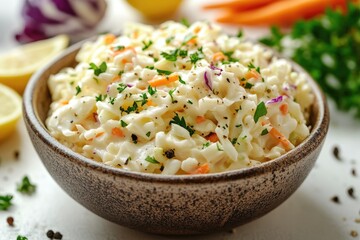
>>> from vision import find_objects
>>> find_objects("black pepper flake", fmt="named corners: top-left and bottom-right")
top-left (351, 168), bottom-right (357, 177)
top-left (46, 230), bottom-right (54, 238)
top-left (131, 134), bottom-right (138, 144)
top-left (331, 195), bottom-right (340, 204)
top-left (347, 187), bottom-right (356, 199)
top-left (14, 151), bottom-right (20, 160)
top-left (332, 146), bottom-right (341, 161)
top-left (6, 216), bottom-right (14, 226)
top-left (164, 149), bottom-right (175, 159)
top-left (53, 231), bottom-right (63, 239)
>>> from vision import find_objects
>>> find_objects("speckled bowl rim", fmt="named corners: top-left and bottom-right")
top-left (23, 37), bottom-right (329, 184)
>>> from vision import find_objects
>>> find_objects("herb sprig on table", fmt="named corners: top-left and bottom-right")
top-left (260, 3), bottom-right (360, 118)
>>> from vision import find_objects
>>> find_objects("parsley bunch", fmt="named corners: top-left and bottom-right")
top-left (260, 3), bottom-right (360, 118)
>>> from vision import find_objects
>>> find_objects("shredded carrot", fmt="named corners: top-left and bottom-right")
top-left (261, 120), bottom-right (270, 126)
top-left (245, 69), bottom-right (261, 80)
top-left (187, 37), bottom-right (197, 45)
top-left (215, 0), bottom-right (348, 26)
top-left (212, 52), bottom-right (227, 62)
top-left (196, 116), bottom-right (206, 124)
top-left (146, 100), bottom-right (157, 106)
top-left (203, 0), bottom-right (276, 11)
top-left (192, 163), bottom-right (210, 174)
top-left (111, 76), bottom-right (120, 82)
top-left (60, 100), bottom-right (69, 105)
top-left (121, 58), bottom-right (129, 64)
top-left (205, 132), bottom-right (219, 143)
top-left (279, 103), bottom-right (288, 115)
top-left (148, 73), bottom-right (179, 87)
top-left (95, 132), bottom-right (105, 138)
top-left (104, 34), bottom-right (116, 45)
top-left (269, 127), bottom-right (291, 150)
top-left (112, 127), bottom-right (125, 137)
top-left (193, 26), bottom-right (201, 34)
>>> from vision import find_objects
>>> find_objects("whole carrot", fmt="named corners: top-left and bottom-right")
top-left (216, 0), bottom-right (347, 26)
top-left (203, 0), bottom-right (278, 11)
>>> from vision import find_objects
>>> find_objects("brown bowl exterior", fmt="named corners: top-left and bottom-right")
top-left (23, 41), bottom-right (329, 235)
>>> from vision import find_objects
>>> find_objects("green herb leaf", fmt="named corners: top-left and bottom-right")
top-left (139, 93), bottom-right (148, 106)
top-left (261, 128), bottom-right (269, 136)
top-left (179, 76), bottom-right (186, 84)
top-left (113, 45), bottom-right (125, 51)
top-left (202, 142), bottom-right (210, 149)
top-left (169, 113), bottom-right (195, 136)
top-left (156, 69), bottom-right (173, 75)
top-left (17, 236), bottom-right (28, 240)
top-left (190, 51), bottom-right (203, 65)
top-left (254, 101), bottom-right (267, 123)
top-left (117, 83), bottom-right (127, 93)
top-left (187, 100), bottom-right (193, 104)
top-left (146, 131), bottom-right (151, 137)
top-left (95, 94), bottom-right (107, 102)
top-left (180, 18), bottom-right (191, 27)
top-left (0, 194), bottom-right (13, 210)
top-left (142, 40), bottom-right (153, 50)
top-left (245, 82), bottom-right (254, 89)
top-left (179, 49), bottom-right (188, 57)
top-left (161, 49), bottom-right (178, 62)
top-left (120, 120), bottom-right (128, 127)
top-left (89, 62), bottom-right (107, 76)
top-left (166, 36), bottom-right (174, 44)
top-left (169, 89), bottom-right (177, 103)
top-left (17, 176), bottom-right (36, 194)
top-left (236, 30), bottom-right (243, 38)
top-left (108, 96), bottom-right (116, 105)
top-left (147, 85), bottom-right (157, 96)
top-left (75, 86), bottom-right (81, 96)
top-left (145, 156), bottom-right (160, 164)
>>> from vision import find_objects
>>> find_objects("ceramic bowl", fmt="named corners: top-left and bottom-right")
top-left (23, 40), bottom-right (329, 235)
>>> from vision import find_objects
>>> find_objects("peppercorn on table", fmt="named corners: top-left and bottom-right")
top-left (0, 0), bottom-right (359, 239)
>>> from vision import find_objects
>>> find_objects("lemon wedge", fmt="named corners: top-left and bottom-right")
top-left (0, 35), bottom-right (69, 93)
top-left (126, 0), bottom-right (183, 19)
top-left (0, 83), bottom-right (22, 142)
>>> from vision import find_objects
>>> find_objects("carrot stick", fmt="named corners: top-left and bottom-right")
top-left (203, 0), bottom-right (277, 11)
top-left (112, 127), bottom-right (125, 137)
top-left (279, 103), bottom-right (288, 115)
top-left (192, 163), bottom-right (210, 174)
top-left (196, 116), bottom-right (206, 124)
top-left (148, 73), bottom-right (179, 87)
top-left (269, 127), bottom-right (291, 150)
top-left (205, 132), bottom-right (219, 142)
top-left (216, 0), bottom-right (347, 26)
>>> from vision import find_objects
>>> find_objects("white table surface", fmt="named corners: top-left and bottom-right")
top-left (1, 0), bottom-right (360, 239)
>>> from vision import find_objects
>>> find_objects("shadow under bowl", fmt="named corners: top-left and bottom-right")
top-left (23, 41), bottom-right (329, 235)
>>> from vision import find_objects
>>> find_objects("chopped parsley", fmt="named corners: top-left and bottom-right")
top-left (113, 45), bottom-right (125, 51)
top-left (75, 86), bottom-right (81, 96)
top-left (120, 101), bottom-right (138, 114)
top-left (187, 100), bottom-right (193, 104)
top-left (231, 137), bottom-right (238, 145)
top-left (216, 143), bottom-right (223, 151)
top-left (156, 69), bottom-right (173, 75)
top-left (261, 128), bottom-right (269, 136)
top-left (89, 62), bottom-right (107, 76)
top-left (118, 70), bottom-right (124, 76)
top-left (236, 30), bottom-right (243, 38)
top-left (117, 83), bottom-right (127, 93)
top-left (17, 176), bottom-right (36, 194)
top-left (169, 113), bottom-right (195, 136)
top-left (179, 76), bottom-right (186, 84)
top-left (95, 94), bottom-right (107, 102)
top-left (108, 96), bottom-right (116, 105)
top-left (202, 142), bottom-right (210, 149)
top-left (0, 194), bottom-right (13, 210)
top-left (169, 89), bottom-right (177, 103)
top-left (180, 18), bottom-right (191, 27)
top-left (179, 49), bottom-right (188, 57)
top-left (189, 51), bottom-right (203, 65)
top-left (145, 156), bottom-right (160, 164)
top-left (120, 120), bottom-right (128, 127)
top-left (146, 131), bottom-right (151, 137)
top-left (223, 51), bottom-right (239, 63)
top-left (245, 82), bottom-right (254, 89)
top-left (17, 236), bottom-right (28, 240)
top-left (166, 36), bottom-right (174, 44)
top-left (254, 101), bottom-right (267, 123)
top-left (147, 85), bottom-right (157, 95)
top-left (161, 49), bottom-right (178, 62)
top-left (142, 40), bottom-right (153, 50)
top-left (139, 93), bottom-right (148, 106)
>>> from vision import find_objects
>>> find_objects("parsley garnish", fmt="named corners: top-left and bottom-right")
top-left (146, 131), bottom-right (151, 137)
top-left (236, 30), bottom-right (243, 38)
top-left (223, 51), bottom-right (239, 63)
top-left (17, 236), bottom-right (28, 240)
top-left (89, 62), bottom-right (107, 76)
top-left (120, 120), bottom-right (128, 127)
top-left (254, 101), bottom-right (267, 123)
top-left (180, 18), bottom-right (191, 27)
top-left (120, 101), bottom-right (138, 114)
top-left (0, 194), bottom-right (13, 210)
top-left (147, 85), bottom-right (157, 95)
top-left (245, 82), bottom-right (254, 89)
top-left (142, 40), bottom-right (153, 50)
top-left (17, 176), bottom-right (36, 194)
top-left (169, 113), bottom-right (195, 136)
top-left (261, 128), bottom-right (269, 136)
top-left (139, 93), bottom-right (148, 106)
top-left (216, 143), bottom-right (223, 151)
top-left (161, 49), bottom-right (178, 62)
top-left (179, 49), bottom-right (188, 57)
top-left (156, 69), bottom-right (173, 75)
top-left (118, 70), bottom-right (124, 76)
top-left (145, 156), bottom-right (160, 164)
top-left (231, 137), bottom-right (238, 145)
top-left (187, 100), bottom-right (193, 104)
top-left (75, 86), bottom-right (81, 96)
top-left (117, 83), bottom-right (127, 93)
top-left (113, 45), bottom-right (125, 51)
top-left (179, 76), bottom-right (186, 84)
top-left (166, 36), bottom-right (174, 44)
top-left (95, 94), bottom-right (107, 102)
top-left (108, 96), bottom-right (116, 105)
top-left (202, 142), bottom-right (210, 149)
top-left (190, 51), bottom-right (203, 65)
top-left (169, 89), bottom-right (177, 103)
